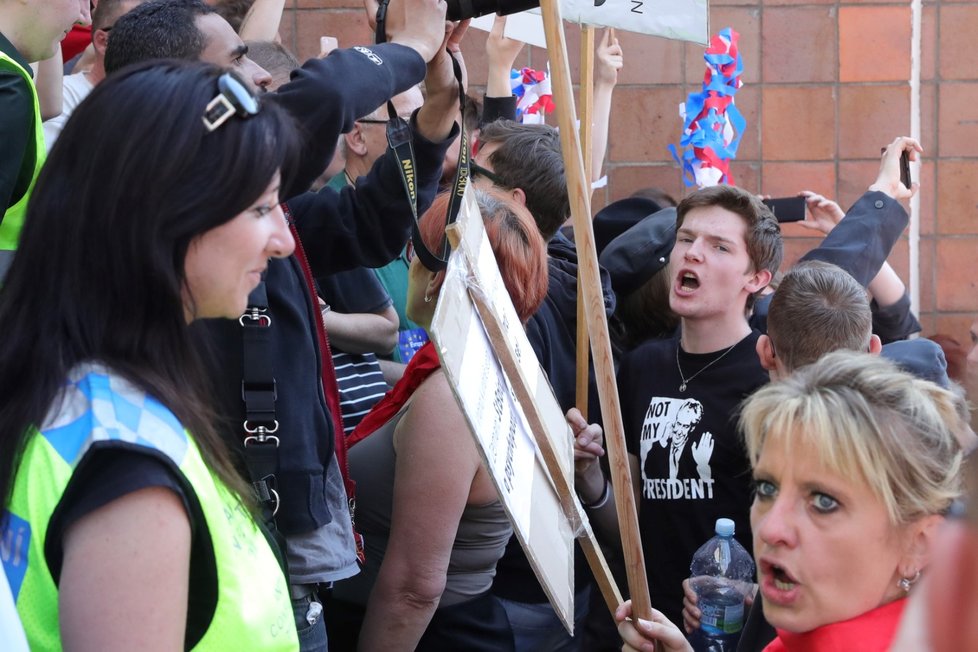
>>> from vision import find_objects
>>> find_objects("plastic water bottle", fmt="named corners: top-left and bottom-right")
top-left (688, 518), bottom-right (755, 652)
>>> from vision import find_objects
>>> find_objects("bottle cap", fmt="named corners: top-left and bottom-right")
top-left (715, 518), bottom-right (735, 537)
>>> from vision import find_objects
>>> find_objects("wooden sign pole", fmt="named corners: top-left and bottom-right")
top-left (538, 0), bottom-right (653, 620)
top-left (576, 25), bottom-right (595, 419)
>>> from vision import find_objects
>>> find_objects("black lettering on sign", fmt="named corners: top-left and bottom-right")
top-left (503, 417), bottom-right (517, 493)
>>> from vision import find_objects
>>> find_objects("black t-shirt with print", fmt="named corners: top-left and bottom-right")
top-left (619, 330), bottom-right (768, 627)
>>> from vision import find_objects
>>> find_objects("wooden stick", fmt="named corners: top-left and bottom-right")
top-left (576, 25), bottom-right (595, 419)
top-left (538, 0), bottom-right (653, 620)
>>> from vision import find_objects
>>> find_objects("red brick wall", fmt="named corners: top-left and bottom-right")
top-left (279, 0), bottom-right (978, 343)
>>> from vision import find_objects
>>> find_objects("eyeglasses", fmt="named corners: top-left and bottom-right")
top-left (202, 73), bottom-right (259, 133)
top-left (470, 161), bottom-right (505, 186)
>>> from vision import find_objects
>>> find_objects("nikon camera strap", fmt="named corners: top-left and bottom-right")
top-left (375, 0), bottom-right (470, 272)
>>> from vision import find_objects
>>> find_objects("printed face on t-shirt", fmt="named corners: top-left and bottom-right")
top-left (639, 396), bottom-right (714, 494)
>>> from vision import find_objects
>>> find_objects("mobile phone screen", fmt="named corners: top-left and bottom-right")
top-left (900, 151), bottom-right (912, 189)
top-left (762, 196), bottom-right (807, 223)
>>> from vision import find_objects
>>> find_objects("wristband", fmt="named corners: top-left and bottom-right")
top-left (582, 479), bottom-right (611, 510)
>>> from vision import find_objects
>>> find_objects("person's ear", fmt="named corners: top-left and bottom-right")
top-left (426, 269), bottom-right (447, 299)
top-left (756, 334), bottom-right (778, 373)
top-left (868, 333), bottom-right (883, 355)
top-left (344, 124), bottom-right (368, 157)
top-left (744, 268), bottom-right (773, 295)
top-left (93, 28), bottom-right (110, 55)
top-left (510, 186), bottom-right (527, 207)
top-left (901, 514), bottom-right (944, 583)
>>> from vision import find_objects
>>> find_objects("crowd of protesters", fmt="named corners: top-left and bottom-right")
top-left (2, 0), bottom-right (977, 651)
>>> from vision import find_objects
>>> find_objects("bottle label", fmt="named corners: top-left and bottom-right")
top-left (700, 601), bottom-right (744, 635)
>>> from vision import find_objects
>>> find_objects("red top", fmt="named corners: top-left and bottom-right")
top-left (348, 341), bottom-right (441, 447)
top-left (61, 25), bottom-right (91, 63)
top-left (764, 598), bottom-right (907, 652)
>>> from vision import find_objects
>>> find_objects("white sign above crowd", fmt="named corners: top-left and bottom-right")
top-left (470, 0), bottom-right (709, 47)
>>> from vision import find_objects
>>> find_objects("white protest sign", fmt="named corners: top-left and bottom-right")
top-left (564, 0), bottom-right (709, 44)
top-left (454, 190), bottom-right (575, 481)
top-left (454, 314), bottom-right (538, 533)
top-left (430, 189), bottom-right (578, 632)
top-left (469, 0), bottom-right (709, 45)
top-left (431, 257), bottom-right (576, 633)
top-left (471, 12), bottom-right (548, 48)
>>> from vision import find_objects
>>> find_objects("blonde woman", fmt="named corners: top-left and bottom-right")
top-left (616, 351), bottom-right (965, 652)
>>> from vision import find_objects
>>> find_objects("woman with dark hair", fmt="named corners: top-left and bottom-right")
top-left (327, 189), bottom-right (554, 651)
top-left (0, 60), bottom-right (300, 650)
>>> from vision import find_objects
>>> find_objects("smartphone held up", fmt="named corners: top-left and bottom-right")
top-left (881, 146), bottom-right (912, 190)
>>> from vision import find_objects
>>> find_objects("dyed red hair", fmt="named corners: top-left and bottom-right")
top-left (418, 190), bottom-right (548, 322)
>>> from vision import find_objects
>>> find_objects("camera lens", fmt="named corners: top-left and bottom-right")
top-left (445, 0), bottom-right (541, 21)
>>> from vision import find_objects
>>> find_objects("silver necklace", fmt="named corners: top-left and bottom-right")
top-left (676, 341), bottom-right (738, 392)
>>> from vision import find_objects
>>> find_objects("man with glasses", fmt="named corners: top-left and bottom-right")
top-left (0, 0), bottom-right (90, 277)
top-left (319, 88), bottom-right (423, 394)
top-left (44, 0), bottom-right (146, 151)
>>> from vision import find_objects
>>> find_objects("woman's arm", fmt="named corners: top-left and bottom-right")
top-left (59, 486), bottom-right (190, 651)
top-left (357, 371), bottom-right (485, 651)
top-left (321, 303), bottom-right (399, 355)
top-left (238, 0), bottom-right (286, 41)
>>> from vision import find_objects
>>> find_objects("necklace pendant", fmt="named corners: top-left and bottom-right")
top-left (679, 382), bottom-right (687, 393)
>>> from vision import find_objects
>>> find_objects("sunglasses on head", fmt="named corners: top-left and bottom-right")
top-left (202, 73), bottom-right (259, 133)
top-left (470, 161), bottom-right (505, 186)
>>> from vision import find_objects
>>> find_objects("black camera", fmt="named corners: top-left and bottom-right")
top-left (446, 0), bottom-right (540, 21)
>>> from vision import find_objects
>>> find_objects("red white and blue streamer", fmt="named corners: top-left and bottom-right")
top-left (669, 28), bottom-right (746, 188)
top-left (510, 66), bottom-right (555, 125)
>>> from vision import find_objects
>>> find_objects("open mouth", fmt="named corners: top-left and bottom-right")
top-left (681, 272), bottom-right (700, 291)
top-left (770, 564), bottom-right (797, 591)
top-left (760, 558), bottom-right (801, 604)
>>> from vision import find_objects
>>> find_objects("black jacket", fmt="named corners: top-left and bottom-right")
top-left (526, 232), bottom-right (616, 416)
top-left (751, 190), bottom-right (921, 341)
top-left (193, 44), bottom-right (453, 535)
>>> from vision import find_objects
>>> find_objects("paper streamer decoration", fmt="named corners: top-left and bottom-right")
top-left (510, 66), bottom-right (556, 125)
top-left (669, 28), bottom-right (746, 188)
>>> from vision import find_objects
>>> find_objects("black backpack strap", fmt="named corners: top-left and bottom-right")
top-left (239, 280), bottom-right (282, 533)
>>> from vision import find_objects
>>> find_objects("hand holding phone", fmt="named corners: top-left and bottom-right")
top-left (881, 146), bottom-right (912, 189)
top-left (872, 138), bottom-right (921, 199)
